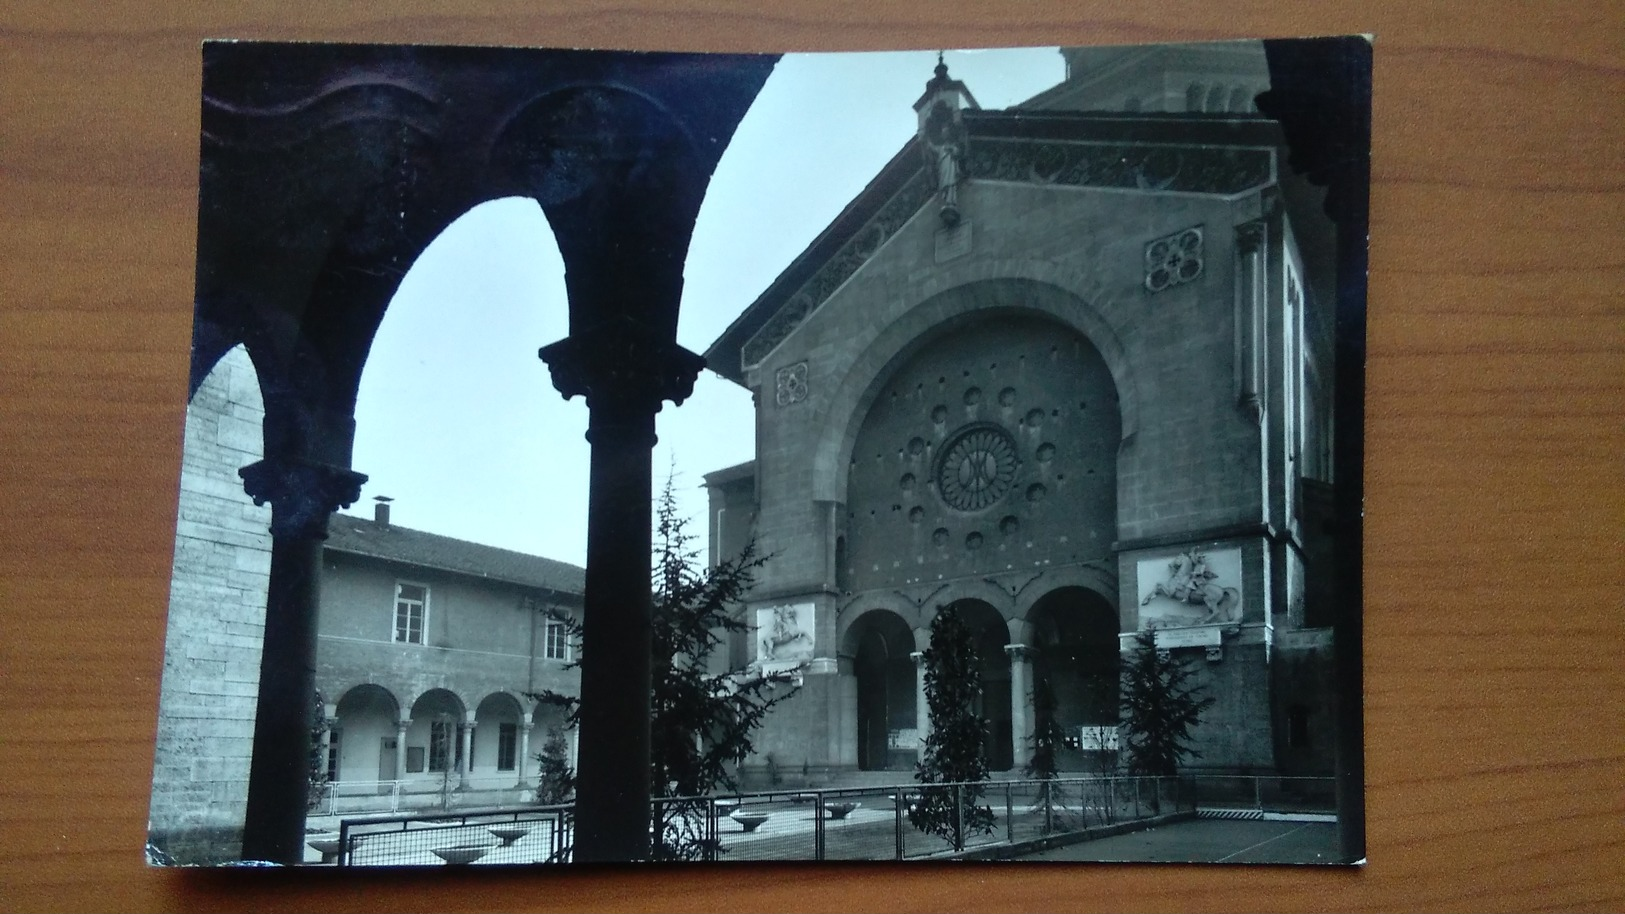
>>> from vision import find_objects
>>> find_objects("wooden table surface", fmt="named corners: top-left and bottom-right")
top-left (1, 2), bottom-right (1619, 911)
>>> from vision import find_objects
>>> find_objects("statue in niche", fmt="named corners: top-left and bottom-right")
top-left (915, 54), bottom-right (979, 226)
top-left (1141, 550), bottom-right (1241, 625)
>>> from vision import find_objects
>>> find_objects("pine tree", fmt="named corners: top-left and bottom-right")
top-left (1024, 676), bottom-right (1067, 833)
top-left (909, 607), bottom-right (995, 850)
top-left (530, 475), bottom-right (799, 860)
top-left (1118, 628), bottom-right (1216, 776)
top-left (533, 727), bottom-right (574, 806)
top-left (1025, 676), bottom-right (1065, 781)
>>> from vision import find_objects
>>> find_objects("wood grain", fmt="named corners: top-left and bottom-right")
top-left (0, 2), bottom-right (1619, 911)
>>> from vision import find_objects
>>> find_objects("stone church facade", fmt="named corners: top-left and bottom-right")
top-left (705, 42), bottom-right (1345, 784)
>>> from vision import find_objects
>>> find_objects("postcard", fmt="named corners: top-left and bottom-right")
top-left (150, 34), bottom-right (1369, 867)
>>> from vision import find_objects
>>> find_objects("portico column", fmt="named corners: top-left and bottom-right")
top-left (238, 457), bottom-right (364, 865)
top-left (516, 719), bottom-right (534, 789)
top-left (318, 703), bottom-right (335, 782)
top-left (459, 717), bottom-right (475, 788)
top-left (540, 321), bottom-right (706, 862)
top-left (395, 719), bottom-right (410, 782)
top-left (1005, 645), bottom-right (1036, 773)
top-left (911, 651), bottom-right (932, 753)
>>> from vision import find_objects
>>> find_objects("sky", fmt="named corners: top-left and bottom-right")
top-left (340, 47), bottom-right (1065, 566)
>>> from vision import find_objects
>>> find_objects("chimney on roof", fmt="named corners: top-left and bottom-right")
top-left (373, 495), bottom-right (393, 527)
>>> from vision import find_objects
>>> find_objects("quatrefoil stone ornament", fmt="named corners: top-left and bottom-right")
top-left (775, 361), bottom-right (809, 406)
top-left (1144, 226), bottom-right (1204, 293)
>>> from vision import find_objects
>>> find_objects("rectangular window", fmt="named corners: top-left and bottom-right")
top-left (545, 619), bottom-right (571, 661)
top-left (394, 582), bottom-right (427, 644)
top-left (326, 729), bottom-right (342, 782)
top-left (406, 746), bottom-right (425, 774)
top-left (497, 723), bottom-right (518, 771)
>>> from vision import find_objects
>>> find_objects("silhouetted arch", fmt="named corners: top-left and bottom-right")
top-left (938, 598), bottom-right (1014, 771)
top-left (1028, 587), bottom-right (1120, 771)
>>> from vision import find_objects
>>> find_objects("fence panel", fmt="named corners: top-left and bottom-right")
top-left (323, 775), bottom-right (1335, 866)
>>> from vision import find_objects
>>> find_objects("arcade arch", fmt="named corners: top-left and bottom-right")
top-left (407, 688), bottom-right (468, 782)
top-left (842, 609), bottom-right (917, 771)
top-left (941, 598), bottom-right (1016, 772)
top-left (332, 684), bottom-right (401, 785)
top-left (472, 692), bottom-right (527, 779)
top-left (1027, 587), bottom-right (1121, 771)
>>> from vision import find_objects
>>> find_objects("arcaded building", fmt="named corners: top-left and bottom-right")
top-left (705, 42), bottom-right (1351, 784)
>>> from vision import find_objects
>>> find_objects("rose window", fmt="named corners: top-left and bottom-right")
top-left (934, 424), bottom-right (1020, 511)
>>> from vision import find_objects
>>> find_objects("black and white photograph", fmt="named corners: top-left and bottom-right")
top-left (147, 35), bottom-right (1370, 868)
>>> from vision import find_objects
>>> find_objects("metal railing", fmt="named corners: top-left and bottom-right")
top-left (320, 774), bottom-right (1334, 866)
top-left (310, 776), bottom-right (536, 817)
top-left (332, 806), bottom-right (572, 867)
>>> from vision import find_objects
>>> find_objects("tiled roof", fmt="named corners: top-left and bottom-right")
top-left (325, 514), bottom-right (585, 599)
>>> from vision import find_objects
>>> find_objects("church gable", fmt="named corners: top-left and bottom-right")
top-left (709, 111), bottom-right (1286, 385)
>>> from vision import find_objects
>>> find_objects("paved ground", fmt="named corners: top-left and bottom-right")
top-left (1020, 817), bottom-right (1346, 865)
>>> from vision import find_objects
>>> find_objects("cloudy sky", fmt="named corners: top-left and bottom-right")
top-left (340, 46), bottom-right (1064, 565)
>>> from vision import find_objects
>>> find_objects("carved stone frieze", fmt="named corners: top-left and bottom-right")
top-left (738, 135), bottom-right (1271, 373)
top-left (965, 138), bottom-right (1274, 196)
top-left (740, 171), bottom-right (933, 368)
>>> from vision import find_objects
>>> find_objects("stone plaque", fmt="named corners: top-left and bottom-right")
top-left (1153, 625), bottom-right (1224, 648)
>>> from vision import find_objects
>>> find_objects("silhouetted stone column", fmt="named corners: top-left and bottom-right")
top-left (395, 719), bottom-right (410, 785)
top-left (911, 651), bottom-right (932, 754)
top-left (238, 458), bottom-right (364, 864)
top-left (541, 320), bottom-right (705, 862)
top-left (458, 719), bottom-right (474, 789)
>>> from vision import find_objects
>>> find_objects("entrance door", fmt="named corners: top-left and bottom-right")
top-left (379, 737), bottom-right (397, 792)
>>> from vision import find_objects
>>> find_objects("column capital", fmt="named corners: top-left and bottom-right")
top-left (909, 650), bottom-right (927, 666)
top-left (538, 317), bottom-right (706, 423)
top-left (520, 720), bottom-right (535, 732)
top-left (1003, 643), bottom-right (1037, 662)
top-left (239, 457), bottom-right (366, 539)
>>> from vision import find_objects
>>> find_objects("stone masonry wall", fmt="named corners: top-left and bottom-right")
top-left (148, 345), bottom-right (270, 865)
